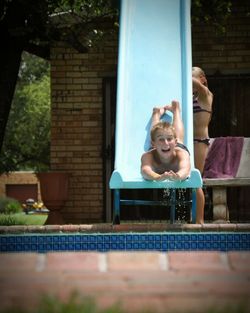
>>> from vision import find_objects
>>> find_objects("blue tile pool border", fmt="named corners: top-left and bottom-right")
top-left (1, 232), bottom-right (249, 253)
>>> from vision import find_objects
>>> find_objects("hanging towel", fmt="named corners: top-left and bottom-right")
top-left (203, 137), bottom-right (244, 178)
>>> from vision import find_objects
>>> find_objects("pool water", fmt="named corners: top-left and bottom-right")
top-left (1, 232), bottom-right (249, 253)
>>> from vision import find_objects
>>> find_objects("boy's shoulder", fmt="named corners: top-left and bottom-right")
top-left (141, 148), bottom-right (155, 160)
top-left (144, 147), bottom-right (155, 154)
top-left (175, 144), bottom-right (190, 156)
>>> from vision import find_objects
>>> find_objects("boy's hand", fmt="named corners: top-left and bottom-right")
top-left (156, 171), bottom-right (181, 181)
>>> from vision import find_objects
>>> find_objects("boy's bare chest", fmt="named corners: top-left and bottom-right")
top-left (153, 158), bottom-right (178, 174)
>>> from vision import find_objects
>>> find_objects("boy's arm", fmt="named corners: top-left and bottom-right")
top-left (141, 152), bottom-right (161, 180)
top-left (175, 150), bottom-right (191, 180)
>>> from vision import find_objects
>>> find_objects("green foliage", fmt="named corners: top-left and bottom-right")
top-left (0, 292), bottom-right (248, 313)
top-left (0, 52), bottom-right (51, 173)
top-left (0, 213), bottom-right (47, 226)
top-left (191, 0), bottom-right (232, 33)
top-left (51, 0), bottom-right (118, 17)
top-left (1, 0), bottom-right (119, 57)
top-left (1, 0), bottom-right (248, 59)
top-left (0, 197), bottom-right (22, 214)
top-left (0, 215), bottom-right (25, 226)
top-left (0, 292), bottom-right (124, 313)
top-left (18, 53), bottom-right (50, 84)
top-left (37, 293), bottom-right (123, 313)
top-left (49, 0), bottom-right (119, 51)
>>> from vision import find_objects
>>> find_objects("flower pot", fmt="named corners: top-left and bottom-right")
top-left (36, 172), bottom-right (70, 225)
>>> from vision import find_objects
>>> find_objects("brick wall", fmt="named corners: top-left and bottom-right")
top-left (0, 172), bottom-right (41, 201)
top-left (192, 0), bottom-right (250, 75)
top-left (50, 32), bottom-right (118, 223)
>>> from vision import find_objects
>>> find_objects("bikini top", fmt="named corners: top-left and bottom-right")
top-left (193, 98), bottom-right (212, 114)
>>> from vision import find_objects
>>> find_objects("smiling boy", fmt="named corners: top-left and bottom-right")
top-left (141, 100), bottom-right (191, 181)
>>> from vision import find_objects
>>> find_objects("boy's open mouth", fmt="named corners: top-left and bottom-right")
top-left (161, 148), bottom-right (170, 153)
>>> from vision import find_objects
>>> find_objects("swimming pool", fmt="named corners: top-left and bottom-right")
top-left (1, 232), bottom-right (249, 253)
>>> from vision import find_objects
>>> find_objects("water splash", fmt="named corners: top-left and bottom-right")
top-left (162, 188), bottom-right (171, 202)
top-left (176, 189), bottom-right (188, 222)
top-left (162, 188), bottom-right (188, 222)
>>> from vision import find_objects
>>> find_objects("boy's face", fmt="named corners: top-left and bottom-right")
top-left (151, 128), bottom-right (176, 158)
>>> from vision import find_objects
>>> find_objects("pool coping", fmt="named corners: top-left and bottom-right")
top-left (1, 223), bottom-right (250, 234)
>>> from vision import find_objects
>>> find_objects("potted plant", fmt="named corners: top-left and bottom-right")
top-left (36, 172), bottom-right (70, 225)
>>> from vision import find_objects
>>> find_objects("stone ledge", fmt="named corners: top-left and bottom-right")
top-left (0, 223), bottom-right (250, 234)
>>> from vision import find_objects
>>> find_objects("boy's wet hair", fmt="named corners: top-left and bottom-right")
top-left (151, 121), bottom-right (176, 141)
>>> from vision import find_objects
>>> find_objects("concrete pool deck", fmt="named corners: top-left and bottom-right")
top-left (0, 251), bottom-right (250, 312)
top-left (0, 223), bottom-right (250, 312)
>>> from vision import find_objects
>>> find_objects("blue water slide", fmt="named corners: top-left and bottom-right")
top-left (109, 0), bottom-right (202, 223)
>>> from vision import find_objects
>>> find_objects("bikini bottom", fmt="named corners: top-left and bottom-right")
top-left (194, 138), bottom-right (210, 146)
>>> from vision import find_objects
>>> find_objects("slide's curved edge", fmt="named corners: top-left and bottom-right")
top-left (110, 169), bottom-right (202, 189)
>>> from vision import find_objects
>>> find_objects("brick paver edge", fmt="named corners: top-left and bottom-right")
top-left (0, 223), bottom-right (250, 234)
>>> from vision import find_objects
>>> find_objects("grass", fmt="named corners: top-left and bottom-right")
top-left (0, 293), bottom-right (248, 313)
top-left (0, 212), bottom-right (47, 226)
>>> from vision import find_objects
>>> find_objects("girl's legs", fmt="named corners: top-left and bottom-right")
top-left (194, 143), bottom-right (209, 224)
top-left (194, 143), bottom-right (208, 174)
top-left (196, 188), bottom-right (205, 224)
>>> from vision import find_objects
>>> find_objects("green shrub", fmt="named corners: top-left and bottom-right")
top-left (0, 293), bottom-right (124, 313)
top-left (0, 293), bottom-right (248, 313)
top-left (0, 214), bottom-right (24, 226)
top-left (0, 213), bottom-right (46, 226)
top-left (0, 197), bottom-right (22, 214)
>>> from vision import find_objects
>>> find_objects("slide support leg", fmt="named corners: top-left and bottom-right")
top-left (113, 189), bottom-right (121, 225)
